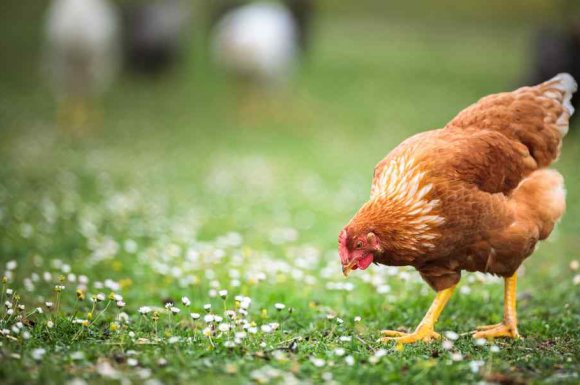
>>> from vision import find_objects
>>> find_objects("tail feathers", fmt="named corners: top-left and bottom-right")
top-left (510, 169), bottom-right (566, 240)
top-left (535, 73), bottom-right (577, 136)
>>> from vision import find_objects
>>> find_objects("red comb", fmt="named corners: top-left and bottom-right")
top-left (338, 229), bottom-right (349, 264)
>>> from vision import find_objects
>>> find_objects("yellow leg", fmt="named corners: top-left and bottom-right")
top-left (57, 98), bottom-right (72, 133)
top-left (57, 97), bottom-right (91, 136)
top-left (71, 98), bottom-right (90, 135)
top-left (473, 272), bottom-right (520, 339)
top-left (380, 285), bottom-right (456, 344)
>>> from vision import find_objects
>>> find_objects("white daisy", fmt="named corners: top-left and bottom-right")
top-left (139, 306), bottom-right (152, 314)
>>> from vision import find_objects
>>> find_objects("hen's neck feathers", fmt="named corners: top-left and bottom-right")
top-left (350, 154), bottom-right (445, 258)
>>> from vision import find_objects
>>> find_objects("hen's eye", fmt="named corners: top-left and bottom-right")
top-left (355, 241), bottom-right (363, 249)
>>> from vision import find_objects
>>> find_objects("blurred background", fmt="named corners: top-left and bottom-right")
top-left (1, 3), bottom-right (580, 383)
top-left (0, 0), bottom-right (579, 298)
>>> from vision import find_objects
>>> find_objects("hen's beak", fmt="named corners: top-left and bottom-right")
top-left (342, 261), bottom-right (357, 277)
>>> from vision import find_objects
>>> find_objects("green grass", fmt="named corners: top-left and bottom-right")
top-left (1, 5), bottom-right (579, 385)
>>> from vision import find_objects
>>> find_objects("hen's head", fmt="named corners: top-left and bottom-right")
top-left (338, 227), bottom-right (382, 277)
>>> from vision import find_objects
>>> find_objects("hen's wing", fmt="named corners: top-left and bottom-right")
top-left (370, 74), bottom-right (576, 199)
top-left (446, 73), bottom-right (576, 169)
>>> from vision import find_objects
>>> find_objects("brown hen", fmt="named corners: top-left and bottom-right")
top-left (338, 73), bottom-right (576, 344)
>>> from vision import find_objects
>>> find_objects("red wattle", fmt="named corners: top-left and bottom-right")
top-left (357, 254), bottom-right (374, 270)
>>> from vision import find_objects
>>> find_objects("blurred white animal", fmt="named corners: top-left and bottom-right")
top-left (211, 2), bottom-right (298, 86)
top-left (44, 0), bottom-right (120, 131)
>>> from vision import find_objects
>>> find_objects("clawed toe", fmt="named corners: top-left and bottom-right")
top-left (472, 322), bottom-right (520, 340)
top-left (380, 330), bottom-right (406, 337)
top-left (379, 328), bottom-right (441, 344)
top-left (475, 322), bottom-right (503, 331)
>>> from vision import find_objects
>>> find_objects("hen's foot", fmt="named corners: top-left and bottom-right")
top-left (472, 322), bottom-right (520, 339)
top-left (379, 328), bottom-right (441, 344)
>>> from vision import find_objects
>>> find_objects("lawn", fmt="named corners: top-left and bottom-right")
top-left (0, 3), bottom-right (579, 385)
